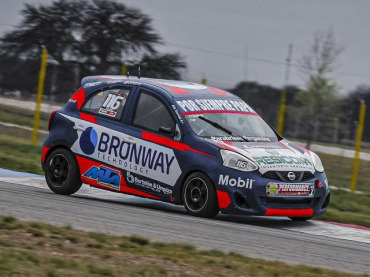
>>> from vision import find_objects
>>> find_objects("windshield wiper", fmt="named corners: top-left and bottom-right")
top-left (198, 116), bottom-right (250, 142)
top-left (198, 116), bottom-right (233, 135)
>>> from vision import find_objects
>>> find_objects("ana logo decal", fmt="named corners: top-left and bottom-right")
top-left (83, 165), bottom-right (120, 190)
top-left (79, 127), bottom-right (98, 155)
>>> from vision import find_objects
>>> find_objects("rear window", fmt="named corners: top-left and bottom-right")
top-left (82, 88), bottom-right (131, 120)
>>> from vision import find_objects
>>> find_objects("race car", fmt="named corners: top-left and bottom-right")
top-left (41, 76), bottom-right (330, 220)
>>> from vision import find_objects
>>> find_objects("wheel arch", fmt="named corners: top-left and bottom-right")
top-left (177, 169), bottom-right (217, 205)
top-left (42, 144), bottom-right (79, 176)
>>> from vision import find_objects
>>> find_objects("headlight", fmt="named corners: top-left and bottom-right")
top-left (310, 152), bottom-right (324, 172)
top-left (220, 149), bottom-right (258, 172)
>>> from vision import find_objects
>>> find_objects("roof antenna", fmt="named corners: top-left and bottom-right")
top-left (138, 64), bottom-right (141, 79)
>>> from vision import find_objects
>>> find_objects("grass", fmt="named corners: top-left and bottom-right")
top-left (321, 189), bottom-right (370, 227)
top-left (0, 133), bottom-right (43, 174)
top-left (0, 103), bottom-right (50, 130)
top-left (0, 216), bottom-right (365, 277)
top-left (319, 153), bottom-right (370, 193)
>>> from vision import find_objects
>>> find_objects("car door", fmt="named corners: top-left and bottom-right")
top-left (120, 87), bottom-right (183, 199)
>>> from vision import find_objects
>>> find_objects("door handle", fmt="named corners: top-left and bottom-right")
top-left (73, 125), bottom-right (86, 132)
top-left (123, 136), bottom-right (136, 144)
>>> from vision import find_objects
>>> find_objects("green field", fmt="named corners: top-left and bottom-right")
top-left (0, 103), bottom-right (49, 130)
top-left (319, 153), bottom-right (370, 193)
top-left (0, 216), bottom-right (364, 277)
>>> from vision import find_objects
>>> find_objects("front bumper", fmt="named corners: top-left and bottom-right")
top-left (208, 168), bottom-right (330, 217)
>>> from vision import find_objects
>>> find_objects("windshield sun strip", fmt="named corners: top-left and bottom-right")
top-left (181, 110), bottom-right (259, 116)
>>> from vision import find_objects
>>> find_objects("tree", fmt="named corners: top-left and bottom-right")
top-left (294, 31), bottom-right (344, 148)
top-left (0, 0), bottom-right (186, 101)
top-left (230, 81), bottom-right (300, 128)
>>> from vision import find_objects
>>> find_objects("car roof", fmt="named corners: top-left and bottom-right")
top-left (81, 75), bottom-right (237, 99)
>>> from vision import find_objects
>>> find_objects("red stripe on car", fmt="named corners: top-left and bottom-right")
top-left (209, 87), bottom-right (228, 95)
top-left (142, 131), bottom-right (214, 158)
top-left (181, 110), bottom-right (259, 116)
top-left (70, 88), bottom-right (86, 110)
top-left (265, 208), bottom-right (314, 217)
top-left (161, 84), bottom-right (189, 94)
top-left (41, 146), bottom-right (50, 163)
top-left (216, 190), bottom-right (231, 209)
top-left (80, 112), bottom-right (98, 123)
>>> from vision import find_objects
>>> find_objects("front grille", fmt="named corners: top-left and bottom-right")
top-left (266, 198), bottom-right (313, 205)
top-left (260, 196), bottom-right (315, 209)
top-left (262, 171), bottom-right (314, 182)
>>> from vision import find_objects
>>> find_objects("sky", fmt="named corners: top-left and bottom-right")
top-left (1, 0), bottom-right (370, 93)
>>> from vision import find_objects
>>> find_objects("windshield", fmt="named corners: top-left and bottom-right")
top-left (184, 112), bottom-right (279, 142)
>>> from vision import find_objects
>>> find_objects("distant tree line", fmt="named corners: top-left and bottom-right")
top-left (0, 0), bottom-right (186, 101)
top-left (231, 81), bottom-right (370, 143)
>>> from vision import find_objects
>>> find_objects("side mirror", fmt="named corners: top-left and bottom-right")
top-left (159, 126), bottom-right (173, 135)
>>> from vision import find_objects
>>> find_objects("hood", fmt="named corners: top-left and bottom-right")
top-left (207, 138), bottom-right (315, 174)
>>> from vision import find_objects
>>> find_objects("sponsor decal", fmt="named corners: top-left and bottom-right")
top-left (211, 136), bottom-right (271, 142)
top-left (84, 81), bottom-right (102, 88)
top-left (171, 104), bottom-right (184, 124)
top-left (97, 132), bottom-right (175, 176)
top-left (218, 175), bottom-right (254, 189)
top-left (265, 149), bottom-right (279, 156)
top-left (242, 144), bottom-right (285, 149)
top-left (266, 182), bottom-right (315, 197)
top-left (176, 99), bottom-right (255, 113)
top-left (83, 165), bottom-right (121, 190)
top-left (126, 171), bottom-right (172, 195)
top-left (63, 113), bottom-right (182, 185)
top-left (98, 92), bottom-right (125, 118)
top-left (79, 127), bottom-right (98, 155)
top-left (123, 80), bottom-right (141, 86)
top-left (253, 155), bottom-right (312, 167)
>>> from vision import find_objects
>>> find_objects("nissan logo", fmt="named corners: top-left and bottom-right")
top-left (287, 172), bottom-right (296, 181)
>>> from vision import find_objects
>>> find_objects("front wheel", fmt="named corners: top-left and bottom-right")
top-left (182, 172), bottom-right (219, 218)
top-left (44, 148), bottom-right (82, 195)
top-left (289, 217), bottom-right (312, 222)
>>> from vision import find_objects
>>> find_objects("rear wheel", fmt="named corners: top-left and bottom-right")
top-left (44, 148), bottom-right (82, 195)
top-left (182, 172), bottom-right (219, 218)
top-left (289, 217), bottom-right (312, 221)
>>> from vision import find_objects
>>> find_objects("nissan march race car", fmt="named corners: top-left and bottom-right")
top-left (42, 76), bottom-right (330, 220)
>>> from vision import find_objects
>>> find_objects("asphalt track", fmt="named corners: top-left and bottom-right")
top-left (0, 177), bottom-right (369, 274)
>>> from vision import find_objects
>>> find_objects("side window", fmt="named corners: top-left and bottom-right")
top-left (81, 87), bottom-right (131, 120)
top-left (133, 90), bottom-right (175, 135)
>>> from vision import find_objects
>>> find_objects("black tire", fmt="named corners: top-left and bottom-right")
top-left (182, 172), bottom-right (219, 218)
top-left (44, 148), bottom-right (82, 195)
top-left (289, 217), bottom-right (312, 222)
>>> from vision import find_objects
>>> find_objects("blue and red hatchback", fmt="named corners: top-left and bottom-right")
top-left (42, 76), bottom-right (329, 219)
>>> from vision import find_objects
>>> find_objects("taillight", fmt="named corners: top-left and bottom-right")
top-left (48, 110), bottom-right (56, 131)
